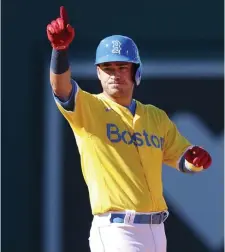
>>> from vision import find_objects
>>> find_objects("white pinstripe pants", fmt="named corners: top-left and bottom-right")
top-left (89, 212), bottom-right (167, 252)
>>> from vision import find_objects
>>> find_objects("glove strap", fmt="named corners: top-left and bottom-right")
top-left (50, 49), bottom-right (69, 74)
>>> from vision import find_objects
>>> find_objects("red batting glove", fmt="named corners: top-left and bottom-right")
top-left (184, 146), bottom-right (212, 169)
top-left (46, 6), bottom-right (75, 50)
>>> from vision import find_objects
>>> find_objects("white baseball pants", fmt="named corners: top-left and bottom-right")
top-left (89, 212), bottom-right (167, 252)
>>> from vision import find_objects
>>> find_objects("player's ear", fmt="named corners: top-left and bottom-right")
top-left (96, 66), bottom-right (101, 81)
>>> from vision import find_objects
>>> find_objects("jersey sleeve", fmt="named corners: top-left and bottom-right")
top-left (161, 110), bottom-right (192, 169)
top-left (53, 79), bottom-right (91, 133)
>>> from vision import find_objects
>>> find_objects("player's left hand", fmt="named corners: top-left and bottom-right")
top-left (184, 146), bottom-right (212, 169)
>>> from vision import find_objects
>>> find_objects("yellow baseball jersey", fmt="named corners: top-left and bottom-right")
top-left (55, 82), bottom-right (191, 215)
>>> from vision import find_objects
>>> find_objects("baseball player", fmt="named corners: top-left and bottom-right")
top-left (46, 6), bottom-right (212, 252)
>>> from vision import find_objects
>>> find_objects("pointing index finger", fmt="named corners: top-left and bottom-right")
top-left (60, 6), bottom-right (69, 25)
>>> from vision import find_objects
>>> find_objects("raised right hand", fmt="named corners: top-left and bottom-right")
top-left (47, 6), bottom-right (75, 50)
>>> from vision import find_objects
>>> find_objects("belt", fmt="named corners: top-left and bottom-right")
top-left (110, 211), bottom-right (169, 224)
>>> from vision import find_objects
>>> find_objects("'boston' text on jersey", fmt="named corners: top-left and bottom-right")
top-left (107, 123), bottom-right (164, 149)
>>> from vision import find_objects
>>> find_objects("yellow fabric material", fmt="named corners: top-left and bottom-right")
top-left (55, 86), bottom-right (191, 214)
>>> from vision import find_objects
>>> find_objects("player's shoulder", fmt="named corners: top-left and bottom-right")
top-left (75, 83), bottom-right (113, 109)
top-left (136, 100), bottom-right (167, 117)
top-left (77, 86), bottom-right (100, 103)
top-left (77, 88), bottom-right (108, 112)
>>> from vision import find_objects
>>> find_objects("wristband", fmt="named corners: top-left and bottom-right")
top-left (50, 49), bottom-right (69, 74)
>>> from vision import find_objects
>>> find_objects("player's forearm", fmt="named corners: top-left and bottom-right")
top-left (50, 49), bottom-right (72, 101)
top-left (50, 69), bottom-right (72, 100)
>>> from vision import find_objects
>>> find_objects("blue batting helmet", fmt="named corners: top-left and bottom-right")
top-left (95, 35), bottom-right (142, 86)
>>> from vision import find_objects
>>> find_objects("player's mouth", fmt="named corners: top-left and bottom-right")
top-left (109, 81), bottom-right (124, 85)
top-left (110, 84), bottom-right (124, 89)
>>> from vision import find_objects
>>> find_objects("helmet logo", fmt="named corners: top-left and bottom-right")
top-left (111, 40), bottom-right (122, 54)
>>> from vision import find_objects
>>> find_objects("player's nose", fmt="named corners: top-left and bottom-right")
top-left (111, 69), bottom-right (120, 78)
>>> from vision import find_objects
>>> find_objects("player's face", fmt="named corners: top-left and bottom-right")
top-left (97, 62), bottom-right (134, 99)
